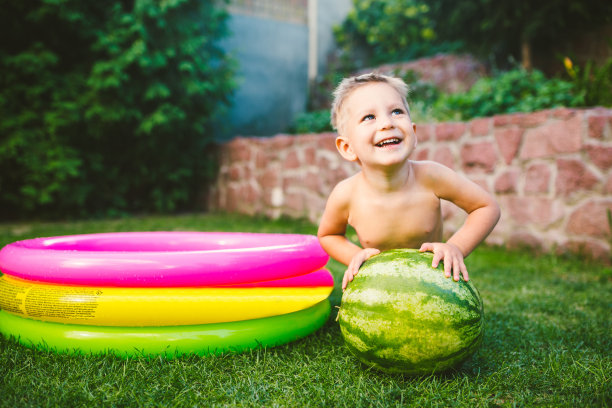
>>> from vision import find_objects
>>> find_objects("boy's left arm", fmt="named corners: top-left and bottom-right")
top-left (420, 163), bottom-right (501, 281)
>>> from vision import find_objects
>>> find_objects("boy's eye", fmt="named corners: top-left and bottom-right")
top-left (391, 108), bottom-right (404, 115)
top-left (362, 114), bottom-right (375, 122)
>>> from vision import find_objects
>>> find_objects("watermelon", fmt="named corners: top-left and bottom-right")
top-left (338, 249), bottom-right (484, 375)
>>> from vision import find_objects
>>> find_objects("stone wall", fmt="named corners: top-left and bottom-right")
top-left (210, 107), bottom-right (612, 261)
top-left (357, 54), bottom-right (487, 94)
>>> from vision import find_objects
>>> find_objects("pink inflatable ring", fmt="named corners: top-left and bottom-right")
top-left (0, 232), bottom-right (329, 287)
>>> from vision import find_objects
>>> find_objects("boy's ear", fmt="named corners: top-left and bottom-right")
top-left (335, 135), bottom-right (358, 162)
top-left (413, 123), bottom-right (417, 147)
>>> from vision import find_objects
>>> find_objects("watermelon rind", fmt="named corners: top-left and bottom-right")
top-left (338, 249), bottom-right (484, 375)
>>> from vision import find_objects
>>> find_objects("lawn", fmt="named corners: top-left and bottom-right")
top-left (0, 213), bottom-right (610, 407)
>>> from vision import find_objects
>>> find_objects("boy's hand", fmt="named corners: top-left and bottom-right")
top-left (419, 242), bottom-right (468, 282)
top-left (342, 248), bottom-right (380, 291)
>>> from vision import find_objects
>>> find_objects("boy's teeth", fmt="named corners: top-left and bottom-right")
top-left (376, 138), bottom-right (400, 147)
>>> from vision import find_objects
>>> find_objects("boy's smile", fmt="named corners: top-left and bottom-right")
top-left (336, 82), bottom-right (416, 168)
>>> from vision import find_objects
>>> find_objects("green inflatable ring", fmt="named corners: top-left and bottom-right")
top-left (0, 299), bottom-right (330, 358)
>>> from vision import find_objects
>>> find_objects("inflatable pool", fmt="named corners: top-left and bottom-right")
top-left (0, 231), bottom-right (333, 356)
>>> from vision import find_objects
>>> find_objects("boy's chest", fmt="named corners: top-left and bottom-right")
top-left (348, 190), bottom-right (442, 249)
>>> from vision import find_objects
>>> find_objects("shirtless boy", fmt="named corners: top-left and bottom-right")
top-left (317, 73), bottom-right (500, 290)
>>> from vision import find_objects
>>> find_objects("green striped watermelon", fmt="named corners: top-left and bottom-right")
top-left (338, 249), bottom-right (484, 375)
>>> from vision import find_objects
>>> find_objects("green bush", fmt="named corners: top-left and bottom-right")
top-left (0, 0), bottom-right (235, 219)
top-left (288, 110), bottom-right (333, 134)
top-left (564, 55), bottom-right (612, 107)
top-left (334, 0), bottom-right (461, 68)
top-left (432, 69), bottom-right (584, 121)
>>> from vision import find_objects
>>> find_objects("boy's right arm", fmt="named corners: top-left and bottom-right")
top-left (317, 182), bottom-right (360, 265)
top-left (317, 181), bottom-right (380, 290)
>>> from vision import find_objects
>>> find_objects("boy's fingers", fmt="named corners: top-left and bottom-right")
top-left (419, 243), bottom-right (433, 252)
top-left (453, 259), bottom-right (460, 281)
top-left (432, 251), bottom-right (443, 269)
top-left (443, 255), bottom-right (451, 278)
top-left (461, 261), bottom-right (469, 281)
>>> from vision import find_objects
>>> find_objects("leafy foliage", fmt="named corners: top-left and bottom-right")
top-left (563, 55), bottom-right (612, 107)
top-left (426, 0), bottom-right (612, 68)
top-left (334, 0), bottom-right (612, 70)
top-left (288, 110), bottom-right (333, 134)
top-left (433, 69), bottom-right (584, 121)
top-left (0, 0), bottom-right (235, 219)
top-left (333, 0), bottom-right (461, 69)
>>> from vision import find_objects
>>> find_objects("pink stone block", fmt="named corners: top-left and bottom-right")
top-left (226, 185), bottom-right (241, 212)
top-left (586, 144), bottom-right (612, 170)
top-left (605, 174), bottom-right (612, 194)
top-left (588, 116), bottom-right (607, 140)
top-left (524, 163), bottom-right (551, 194)
top-left (494, 169), bottom-right (519, 193)
top-left (435, 123), bottom-right (466, 141)
top-left (228, 164), bottom-right (242, 181)
top-left (242, 184), bottom-right (258, 204)
top-left (507, 232), bottom-right (543, 250)
top-left (317, 133), bottom-right (337, 151)
top-left (545, 115), bottom-right (583, 152)
top-left (286, 192), bottom-right (305, 213)
top-left (494, 112), bottom-right (550, 128)
top-left (469, 118), bottom-right (491, 137)
top-left (317, 155), bottom-right (332, 172)
top-left (228, 138), bottom-right (252, 162)
top-left (551, 108), bottom-right (577, 120)
top-left (258, 168), bottom-right (279, 189)
top-left (493, 113), bottom-right (518, 127)
top-left (556, 159), bottom-right (599, 196)
top-left (303, 171), bottom-right (321, 192)
top-left (517, 111), bottom-right (549, 128)
top-left (255, 150), bottom-right (269, 169)
top-left (243, 166), bottom-right (252, 181)
top-left (270, 134), bottom-right (294, 149)
top-left (520, 116), bottom-right (583, 159)
top-left (504, 196), bottom-right (563, 226)
top-left (304, 147), bottom-right (317, 165)
top-left (283, 151), bottom-right (300, 169)
top-left (433, 147), bottom-right (455, 169)
top-left (322, 167), bottom-right (350, 193)
top-left (461, 141), bottom-right (497, 173)
top-left (471, 178), bottom-right (491, 192)
top-left (566, 199), bottom-right (612, 238)
top-left (414, 147), bottom-right (430, 161)
top-left (416, 124), bottom-right (434, 142)
top-left (494, 128), bottom-right (523, 164)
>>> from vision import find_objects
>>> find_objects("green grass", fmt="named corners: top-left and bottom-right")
top-left (0, 213), bottom-right (610, 407)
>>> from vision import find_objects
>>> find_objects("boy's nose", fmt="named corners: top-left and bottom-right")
top-left (379, 114), bottom-right (394, 130)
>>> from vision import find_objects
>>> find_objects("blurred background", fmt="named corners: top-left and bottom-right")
top-left (1, 0), bottom-right (611, 221)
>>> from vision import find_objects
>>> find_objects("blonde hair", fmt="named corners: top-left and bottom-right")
top-left (330, 73), bottom-right (410, 132)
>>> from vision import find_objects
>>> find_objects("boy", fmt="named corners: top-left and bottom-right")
top-left (317, 73), bottom-right (500, 290)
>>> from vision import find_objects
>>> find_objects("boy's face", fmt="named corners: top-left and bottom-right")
top-left (336, 82), bottom-right (416, 168)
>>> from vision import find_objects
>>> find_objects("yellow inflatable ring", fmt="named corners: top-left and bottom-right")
top-left (0, 272), bottom-right (333, 326)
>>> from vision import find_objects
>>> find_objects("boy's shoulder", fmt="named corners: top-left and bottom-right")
top-left (413, 160), bottom-right (458, 183)
top-left (332, 172), bottom-right (360, 194)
